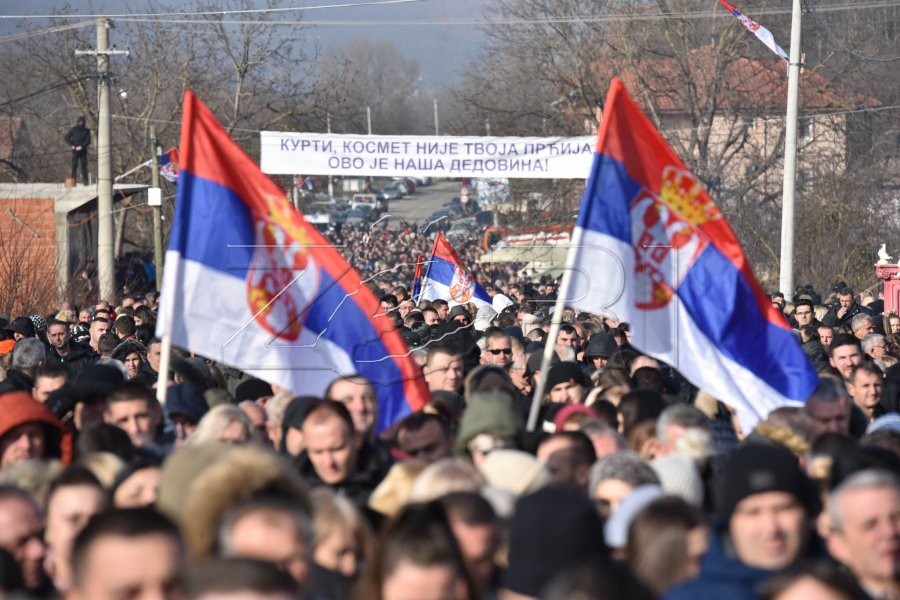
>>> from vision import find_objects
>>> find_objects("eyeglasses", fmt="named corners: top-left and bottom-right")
top-left (487, 348), bottom-right (512, 355)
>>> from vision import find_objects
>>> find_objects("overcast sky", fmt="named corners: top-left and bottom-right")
top-left (0, 0), bottom-right (491, 85)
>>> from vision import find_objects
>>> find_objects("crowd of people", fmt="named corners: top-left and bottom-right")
top-left (0, 273), bottom-right (899, 599)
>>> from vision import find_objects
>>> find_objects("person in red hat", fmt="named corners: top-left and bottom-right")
top-left (0, 390), bottom-right (72, 470)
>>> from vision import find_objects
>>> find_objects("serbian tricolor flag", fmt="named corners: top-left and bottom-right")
top-left (158, 147), bottom-right (180, 183)
top-left (563, 78), bottom-right (815, 429)
top-left (411, 254), bottom-right (424, 304)
top-left (156, 91), bottom-right (428, 432)
top-left (718, 0), bottom-right (788, 61)
top-left (418, 233), bottom-right (492, 310)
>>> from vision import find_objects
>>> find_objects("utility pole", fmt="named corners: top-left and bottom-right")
top-left (150, 125), bottom-right (163, 290)
top-left (76, 19), bottom-right (128, 303)
top-left (779, 0), bottom-right (802, 296)
top-left (326, 112), bottom-right (334, 198)
top-left (366, 106), bottom-right (372, 135)
top-left (433, 98), bottom-right (439, 135)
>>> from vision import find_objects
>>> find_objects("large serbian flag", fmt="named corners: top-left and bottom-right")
top-left (418, 233), bottom-right (492, 310)
top-left (564, 78), bottom-right (815, 429)
top-left (157, 91), bottom-right (429, 432)
top-left (718, 0), bottom-right (789, 61)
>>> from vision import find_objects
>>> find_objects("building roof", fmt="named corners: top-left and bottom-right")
top-left (588, 49), bottom-right (878, 114)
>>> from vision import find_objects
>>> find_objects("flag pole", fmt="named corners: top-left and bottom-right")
top-left (526, 225), bottom-right (587, 431)
top-left (154, 251), bottom-right (181, 406)
top-left (778, 0), bottom-right (802, 296)
top-left (416, 235), bottom-right (440, 307)
top-left (113, 159), bottom-right (151, 182)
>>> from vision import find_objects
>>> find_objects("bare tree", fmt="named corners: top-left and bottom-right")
top-left (315, 38), bottom-right (427, 135)
top-left (452, 0), bottom-right (900, 291)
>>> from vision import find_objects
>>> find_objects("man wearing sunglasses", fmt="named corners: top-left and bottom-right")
top-left (481, 328), bottom-right (513, 370)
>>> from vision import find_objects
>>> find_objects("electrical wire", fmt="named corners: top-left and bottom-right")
top-left (0, 0), bottom-right (896, 26)
top-left (0, 0), bottom-right (426, 20)
top-left (103, 0), bottom-right (900, 27)
top-left (803, 0), bottom-right (900, 62)
top-left (0, 76), bottom-right (95, 111)
top-left (0, 21), bottom-right (94, 44)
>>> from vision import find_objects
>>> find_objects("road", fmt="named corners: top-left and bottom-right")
top-left (380, 179), bottom-right (460, 225)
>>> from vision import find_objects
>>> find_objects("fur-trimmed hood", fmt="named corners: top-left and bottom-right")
top-left (178, 444), bottom-right (311, 562)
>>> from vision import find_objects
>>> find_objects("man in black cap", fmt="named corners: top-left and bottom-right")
top-left (165, 383), bottom-right (209, 447)
top-left (666, 443), bottom-right (820, 600)
top-left (65, 115), bottom-right (91, 186)
top-left (542, 361), bottom-right (588, 405)
top-left (502, 485), bottom-right (609, 599)
top-left (584, 332), bottom-right (617, 372)
top-left (448, 304), bottom-right (472, 326)
top-left (4, 316), bottom-right (36, 342)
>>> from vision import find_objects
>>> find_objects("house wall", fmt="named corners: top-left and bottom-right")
top-left (0, 197), bottom-right (59, 315)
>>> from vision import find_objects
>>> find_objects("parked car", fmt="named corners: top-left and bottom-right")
top-left (381, 182), bottom-right (406, 199)
top-left (352, 193), bottom-right (388, 213)
top-left (345, 205), bottom-right (377, 227)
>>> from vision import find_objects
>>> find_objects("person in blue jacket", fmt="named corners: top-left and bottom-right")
top-left (666, 443), bottom-right (821, 600)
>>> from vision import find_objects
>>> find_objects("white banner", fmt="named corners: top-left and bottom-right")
top-left (260, 132), bottom-right (596, 179)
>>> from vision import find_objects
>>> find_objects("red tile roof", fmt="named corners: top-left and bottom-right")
top-left (588, 49), bottom-right (877, 114)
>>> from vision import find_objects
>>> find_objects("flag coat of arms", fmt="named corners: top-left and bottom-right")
top-left (565, 78), bottom-right (816, 429)
top-left (158, 147), bottom-right (180, 183)
top-left (418, 233), bottom-right (492, 310)
top-left (156, 91), bottom-right (429, 432)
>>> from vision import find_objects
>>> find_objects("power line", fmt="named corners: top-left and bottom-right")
top-left (101, 0), bottom-right (900, 27)
top-left (2, 0), bottom-right (896, 27)
top-left (0, 21), bottom-right (94, 45)
top-left (803, 0), bottom-right (900, 62)
top-left (0, 76), bottom-right (95, 111)
top-left (0, 0), bottom-right (426, 20)
top-left (111, 104), bottom-right (900, 137)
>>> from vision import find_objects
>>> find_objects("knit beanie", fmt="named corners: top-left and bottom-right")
top-left (234, 378), bottom-right (273, 403)
top-left (589, 451), bottom-right (660, 493)
top-left (478, 449), bottom-right (550, 496)
top-left (455, 392), bottom-right (522, 455)
top-left (585, 332), bottom-right (618, 359)
top-left (505, 485), bottom-right (609, 597)
top-left (652, 452), bottom-right (704, 506)
top-left (165, 383), bottom-right (210, 424)
top-left (603, 484), bottom-right (664, 549)
top-left (714, 443), bottom-right (820, 523)
top-left (544, 361), bottom-right (587, 391)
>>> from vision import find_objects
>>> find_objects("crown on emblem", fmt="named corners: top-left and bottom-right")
top-left (658, 166), bottom-right (721, 228)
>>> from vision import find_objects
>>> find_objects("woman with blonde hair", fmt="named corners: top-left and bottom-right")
top-left (310, 488), bottom-right (373, 589)
top-left (409, 458), bottom-right (486, 503)
top-left (188, 404), bottom-right (255, 445)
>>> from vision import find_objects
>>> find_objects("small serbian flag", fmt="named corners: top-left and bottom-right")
top-left (418, 233), bottom-right (492, 310)
top-left (158, 147), bottom-right (180, 183)
top-left (564, 78), bottom-right (815, 429)
top-left (718, 0), bottom-right (788, 61)
top-left (411, 254), bottom-right (424, 304)
top-left (156, 91), bottom-right (429, 432)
